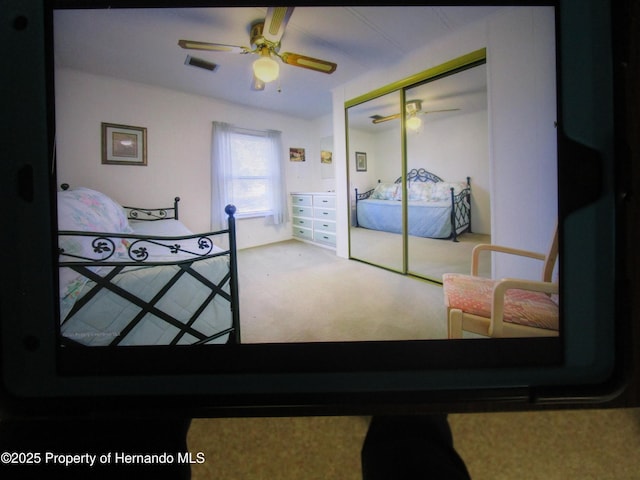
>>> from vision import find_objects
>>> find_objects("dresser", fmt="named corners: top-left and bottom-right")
top-left (290, 192), bottom-right (336, 248)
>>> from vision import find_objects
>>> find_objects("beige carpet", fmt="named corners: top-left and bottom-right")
top-left (236, 240), bottom-right (450, 343)
top-left (188, 408), bottom-right (640, 479)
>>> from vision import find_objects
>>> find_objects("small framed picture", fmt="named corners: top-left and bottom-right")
top-left (289, 147), bottom-right (306, 162)
top-left (355, 151), bottom-right (367, 172)
top-left (102, 123), bottom-right (147, 166)
top-left (321, 150), bottom-right (332, 164)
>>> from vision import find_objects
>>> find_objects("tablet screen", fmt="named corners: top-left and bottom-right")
top-left (51, 4), bottom-right (565, 375)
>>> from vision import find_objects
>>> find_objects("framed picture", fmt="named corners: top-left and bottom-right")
top-left (355, 151), bottom-right (367, 172)
top-left (321, 150), bottom-right (332, 164)
top-left (101, 122), bottom-right (147, 166)
top-left (289, 147), bottom-right (306, 162)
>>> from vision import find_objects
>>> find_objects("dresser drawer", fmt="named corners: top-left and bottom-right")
top-left (291, 194), bottom-right (312, 207)
top-left (314, 207), bottom-right (336, 221)
top-left (292, 217), bottom-right (312, 229)
top-left (292, 205), bottom-right (313, 218)
top-left (293, 226), bottom-right (313, 241)
top-left (313, 230), bottom-right (336, 246)
top-left (314, 195), bottom-right (336, 208)
top-left (314, 219), bottom-right (336, 233)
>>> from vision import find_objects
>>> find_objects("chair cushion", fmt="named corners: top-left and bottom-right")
top-left (442, 274), bottom-right (559, 331)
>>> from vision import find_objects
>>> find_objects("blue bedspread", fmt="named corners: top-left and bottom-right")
top-left (356, 199), bottom-right (454, 238)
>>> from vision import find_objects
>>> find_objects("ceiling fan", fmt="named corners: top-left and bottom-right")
top-left (178, 7), bottom-right (337, 91)
top-left (370, 100), bottom-right (460, 126)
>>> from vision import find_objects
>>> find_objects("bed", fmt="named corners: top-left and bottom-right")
top-left (57, 186), bottom-right (240, 346)
top-left (355, 168), bottom-right (471, 241)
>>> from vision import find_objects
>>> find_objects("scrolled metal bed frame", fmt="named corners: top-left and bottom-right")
top-left (355, 168), bottom-right (472, 242)
top-left (58, 190), bottom-right (240, 347)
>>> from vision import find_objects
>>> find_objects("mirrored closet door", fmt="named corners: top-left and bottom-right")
top-left (346, 52), bottom-right (490, 283)
top-left (405, 63), bottom-right (490, 280)
top-left (347, 90), bottom-right (404, 273)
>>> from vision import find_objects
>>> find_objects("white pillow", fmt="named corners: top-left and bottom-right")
top-left (57, 187), bottom-right (132, 262)
top-left (57, 187), bottom-right (133, 320)
top-left (58, 187), bottom-right (131, 233)
top-left (370, 182), bottom-right (399, 200)
top-left (431, 182), bottom-right (467, 201)
top-left (407, 182), bottom-right (434, 201)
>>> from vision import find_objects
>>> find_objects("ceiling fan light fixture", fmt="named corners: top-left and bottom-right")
top-left (253, 55), bottom-right (280, 83)
top-left (406, 116), bottom-right (422, 130)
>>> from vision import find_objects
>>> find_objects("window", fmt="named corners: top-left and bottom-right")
top-left (211, 122), bottom-right (288, 230)
top-left (228, 129), bottom-right (274, 217)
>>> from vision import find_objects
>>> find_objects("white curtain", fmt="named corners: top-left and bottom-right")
top-left (210, 121), bottom-right (233, 231)
top-left (211, 122), bottom-right (288, 230)
top-left (265, 129), bottom-right (289, 226)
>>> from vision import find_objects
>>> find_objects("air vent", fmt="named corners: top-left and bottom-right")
top-left (184, 55), bottom-right (218, 72)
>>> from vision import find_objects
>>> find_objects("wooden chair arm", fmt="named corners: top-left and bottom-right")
top-left (471, 244), bottom-right (546, 276)
top-left (489, 278), bottom-right (559, 337)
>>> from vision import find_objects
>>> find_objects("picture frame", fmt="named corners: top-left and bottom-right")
top-left (355, 151), bottom-right (367, 172)
top-left (321, 150), bottom-right (332, 164)
top-left (101, 122), bottom-right (147, 166)
top-left (289, 147), bottom-right (306, 162)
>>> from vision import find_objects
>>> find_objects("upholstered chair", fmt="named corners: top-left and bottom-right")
top-left (443, 224), bottom-right (559, 338)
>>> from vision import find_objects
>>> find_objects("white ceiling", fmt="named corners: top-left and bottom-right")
top-left (53, 6), bottom-right (501, 120)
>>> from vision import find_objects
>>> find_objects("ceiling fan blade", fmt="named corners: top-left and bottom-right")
top-left (263, 7), bottom-right (295, 43)
top-left (370, 113), bottom-right (401, 124)
top-left (371, 108), bottom-right (459, 124)
top-left (280, 52), bottom-right (337, 74)
top-left (422, 108), bottom-right (461, 114)
top-left (251, 75), bottom-right (265, 91)
top-left (178, 40), bottom-right (247, 54)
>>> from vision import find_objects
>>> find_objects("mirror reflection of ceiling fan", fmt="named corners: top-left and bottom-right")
top-left (178, 6), bottom-right (337, 91)
top-left (370, 100), bottom-right (460, 129)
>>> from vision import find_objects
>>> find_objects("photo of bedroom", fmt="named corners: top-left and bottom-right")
top-left (53, 6), bottom-right (559, 346)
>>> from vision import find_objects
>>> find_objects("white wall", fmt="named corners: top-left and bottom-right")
top-left (362, 128), bottom-right (402, 184)
top-left (487, 7), bottom-right (558, 279)
top-left (333, 6), bottom-right (557, 279)
top-left (347, 128), bottom-right (386, 191)
top-left (55, 68), bottom-right (333, 249)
